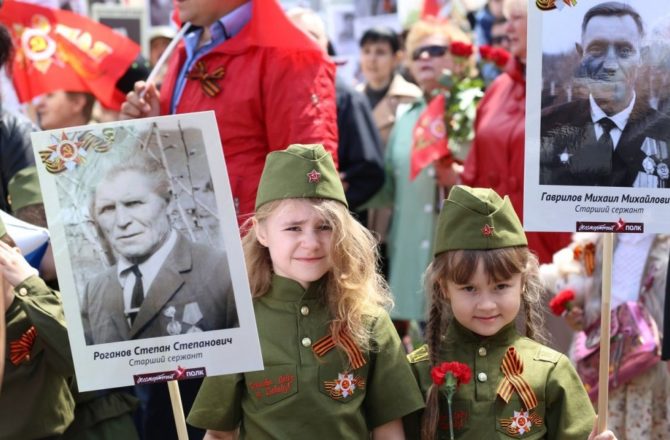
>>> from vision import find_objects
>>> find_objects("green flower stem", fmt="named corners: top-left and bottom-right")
top-left (444, 374), bottom-right (458, 440)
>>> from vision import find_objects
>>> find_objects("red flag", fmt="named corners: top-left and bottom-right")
top-left (171, 0), bottom-right (181, 28)
top-left (421, 0), bottom-right (441, 18)
top-left (410, 93), bottom-right (452, 180)
top-left (0, 0), bottom-right (141, 110)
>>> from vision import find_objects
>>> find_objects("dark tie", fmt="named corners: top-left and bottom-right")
top-left (597, 117), bottom-right (616, 161)
top-left (128, 265), bottom-right (144, 325)
top-left (582, 117), bottom-right (616, 178)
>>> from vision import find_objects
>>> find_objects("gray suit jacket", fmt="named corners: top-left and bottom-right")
top-left (81, 233), bottom-right (238, 345)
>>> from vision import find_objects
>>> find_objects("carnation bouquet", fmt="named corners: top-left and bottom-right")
top-left (410, 41), bottom-right (484, 180)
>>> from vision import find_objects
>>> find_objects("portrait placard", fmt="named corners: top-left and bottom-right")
top-left (525, 0), bottom-right (670, 234)
top-left (31, 112), bottom-right (263, 391)
top-left (91, 3), bottom-right (148, 58)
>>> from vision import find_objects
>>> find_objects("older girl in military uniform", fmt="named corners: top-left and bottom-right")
top-left (406, 185), bottom-right (616, 440)
top-left (187, 144), bottom-right (425, 439)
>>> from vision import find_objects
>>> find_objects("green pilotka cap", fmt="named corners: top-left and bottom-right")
top-left (255, 144), bottom-right (347, 209)
top-left (433, 185), bottom-right (527, 256)
top-left (7, 166), bottom-right (43, 212)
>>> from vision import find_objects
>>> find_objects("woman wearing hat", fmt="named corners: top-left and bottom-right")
top-left (364, 18), bottom-right (473, 347)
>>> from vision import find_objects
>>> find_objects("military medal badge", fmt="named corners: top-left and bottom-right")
top-left (163, 306), bottom-right (182, 336)
top-left (536, 0), bottom-right (577, 11)
top-left (431, 361), bottom-right (472, 440)
top-left (497, 347), bottom-right (544, 436)
top-left (640, 137), bottom-right (670, 188)
top-left (500, 409), bottom-right (543, 436)
top-left (324, 372), bottom-right (365, 400)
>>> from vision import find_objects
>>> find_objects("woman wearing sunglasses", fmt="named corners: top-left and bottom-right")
top-left (362, 19), bottom-right (471, 347)
top-left (460, 0), bottom-right (571, 266)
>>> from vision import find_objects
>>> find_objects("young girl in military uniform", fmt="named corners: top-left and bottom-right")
top-left (0, 215), bottom-right (75, 439)
top-left (187, 144), bottom-right (425, 439)
top-left (406, 185), bottom-right (616, 440)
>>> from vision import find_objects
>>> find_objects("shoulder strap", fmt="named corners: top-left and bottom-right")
top-left (407, 344), bottom-right (430, 364)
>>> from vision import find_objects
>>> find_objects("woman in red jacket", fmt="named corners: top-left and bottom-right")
top-left (461, 0), bottom-right (570, 264)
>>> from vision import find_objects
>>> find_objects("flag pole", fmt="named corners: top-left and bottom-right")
top-left (140, 22), bottom-right (192, 98)
top-left (167, 380), bottom-right (189, 440)
top-left (597, 232), bottom-right (614, 433)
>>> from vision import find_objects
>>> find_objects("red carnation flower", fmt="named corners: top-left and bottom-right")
top-left (549, 288), bottom-right (576, 316)
top-left (479, 44), bottom-right (493, 60)
top-left (431, 366), bottom-right (447, 386)
top-left (491, 47), bottom-right (510, 68)
top-left (431, 361), bottom-right (472, 386)
top-left (450, 41), bottom-right (474, 58)
top-left (431, 361), bottom-right (472, 440)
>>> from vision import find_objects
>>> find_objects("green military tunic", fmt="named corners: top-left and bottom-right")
top-left (61, 389), bottom-right (140, 440)
top-left (188, 275), bottom-right (425, 438)
top-left (1, 276), bottom-right (75, 440)
top-left (406, 321), bottom-right (594, 439)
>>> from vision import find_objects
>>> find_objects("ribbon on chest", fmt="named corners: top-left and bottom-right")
top-left (497, 346), bottom-right (544, 436)
top-left (496, 346), bottom-right (538, 409)
top-left (313, 326), bottom-right (367, 401)
top-left (10, 325), bottom-right (37, 366)
top-left (312, 326), bottom-right (366, 370)
top-left (187, 61), bottom-right (225, 97)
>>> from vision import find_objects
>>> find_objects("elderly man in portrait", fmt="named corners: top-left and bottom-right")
top-left (81, 156), bottom-right (238, 345)
top-left (540, 1), bottom-right (670, 188)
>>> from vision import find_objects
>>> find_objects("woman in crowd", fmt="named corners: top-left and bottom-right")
top-left (357, 26), bottom-right (422, 147)
top-left (356, 26), bottom-right (422, 278)
top-left (460, 0), bottom-right (570, 265)
top-left (365, 19), bottom-right (472, 345)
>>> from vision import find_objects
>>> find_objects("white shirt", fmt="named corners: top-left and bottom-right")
top-left (117, 229), bottom-right (178, 314)
top-left (590, 92), bottom-right (636, 150)
top-left (611, 233), bottom-right (655, 309)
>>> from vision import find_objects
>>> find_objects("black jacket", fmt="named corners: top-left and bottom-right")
top-left (1, 109), bottom-right (35, 212)
top-left (336, 76), bottom-right (385, 210)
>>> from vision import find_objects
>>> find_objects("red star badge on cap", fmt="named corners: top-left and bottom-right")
top-left (482, 224), bottom-right (494, 237)
top-left (307, 169), bottom-right (321, 183)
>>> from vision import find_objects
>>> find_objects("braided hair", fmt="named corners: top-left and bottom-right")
top-left (420, 246), bottom-right (546, 439)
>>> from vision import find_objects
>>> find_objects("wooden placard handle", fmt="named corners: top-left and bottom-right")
top-left (597, 233), bottom-right (614, 433)
top-left (0, 274), bottom-right (5, 394)
top-left (168, 380), bottom-right (189, 440)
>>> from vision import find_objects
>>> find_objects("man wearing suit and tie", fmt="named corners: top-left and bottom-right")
top-left (540, 1), bottom-right (670, 188)
top-left (81, 155), bottom-right (238, 345)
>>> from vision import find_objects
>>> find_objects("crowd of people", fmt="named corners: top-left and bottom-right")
top-left (0, 0), bottom-right (668, 439)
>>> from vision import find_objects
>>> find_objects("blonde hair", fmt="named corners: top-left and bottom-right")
top-left (503, 0), bottom-right (527, 19)
top-left (405, 18), bottom-right (471, 61)
top-left (242, 199), bottom-right (392, 353)
top-left (420, 246), bottom-right (546, 440)
top-left (286, 7), bottom-right (328, 52)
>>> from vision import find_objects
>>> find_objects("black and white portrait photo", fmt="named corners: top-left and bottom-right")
top-left (538, 1), bottom-right (670, 189)
top-left (31, 112), bottom-right (261, 391)
top-left (524, 0), bottom-right (670, 235)
top-left (81, 152), bottom-right (238, 345)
